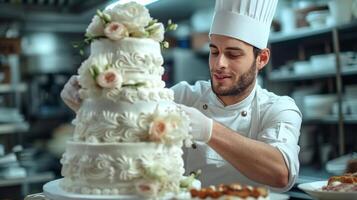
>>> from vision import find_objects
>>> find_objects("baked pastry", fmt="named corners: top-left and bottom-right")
top-left (327, 173), bottom-right (357, 185)
top-left (322, 172), bottom-right (357, 192)
top-left (190, 183), bottom-right (269, 200)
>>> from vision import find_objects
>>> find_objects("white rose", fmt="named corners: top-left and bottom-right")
top-left (96, 69), bottom-right (123, 89)
top-left (78, 59), bottom-right (100, 93)
top-left (86, 15), bottom-right (105, 37)
top-left (106, 2), bottom-right (151, 32)
top-left (148, 23), bottom-right (164, 42)
top-left (78, 54), bottom-right (123, 98)
top-left (104, 22), bottom-right (129, 40)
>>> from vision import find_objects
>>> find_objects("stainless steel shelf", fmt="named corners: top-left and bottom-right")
top-left (269, 20), bottom-right (357, 43)
top-left (268, 70), bottom-right (336, 82)
top-left (268, 65), bottom-right (357, 82)
top-left (0, 83), bottom-right (27, 93)
top-left (303, 116), bottom-right (339, 124)
top-left (270, 26), bottom-right (332, 43)
top-left (344, 115), bottom-right (357, 124)
top-left (342, 65), bottom-right (357, 76)
top-left (0, 122), bottom-right (29, 135)
top-left (303, 115), bottom-right (357, 124)
top-left (0, 171), bottom-right (54, 187)
top-left (268, 20), bottom-right (357, 156)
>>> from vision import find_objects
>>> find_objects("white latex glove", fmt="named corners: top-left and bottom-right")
top-left (60, 75), bottom-right (82, 112)
top-left (179, 104), bottom-right (213, 143)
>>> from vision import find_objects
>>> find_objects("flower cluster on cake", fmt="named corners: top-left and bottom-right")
top-left (59, 1), bottom-right (193, 199)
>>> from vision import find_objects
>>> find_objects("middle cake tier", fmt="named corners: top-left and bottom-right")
top-left (73, 98), bottom-right (191, 143)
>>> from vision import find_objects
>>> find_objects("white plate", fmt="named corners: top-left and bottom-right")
top-left (298, 181), bottom-right (357, 200)
top-left (269, 193), bottom-right (290, 200)
top-left (43, 179), bottom-right (190, 200)
top-left (43, 179), bottom-right (290, 200)
top-left (43, 179), bottom-right (139, 200)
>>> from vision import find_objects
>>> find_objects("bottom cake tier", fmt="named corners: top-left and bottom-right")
top-left (60, 141), bottom-right (185, 198)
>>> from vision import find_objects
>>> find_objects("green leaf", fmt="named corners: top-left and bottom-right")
top-left (96, 9), bottom-right (103, 18)
top-left (191, 169), bottom-right (202, 178)
top-left (135, 82), bottom-right (146, 87)
top-left (122, 82), bottom-right (146, 88)
top-left (147, 19), bottom-right (158, 27)
top-left (144, 165), bottom-right (168, 181)
top-left (161, 41), bottom-right (169, 49)
top-left (102, 13), bottom-right (111, 24)
top-left (180, 174), bottom-right (194, 188)
top-left (89, 65), bottom-right (101, 79)
top-left (89, 67), bottom-right (95, 78)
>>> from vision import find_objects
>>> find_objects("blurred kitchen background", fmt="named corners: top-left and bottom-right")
top-left (0, 0), bottom-right (356, 199)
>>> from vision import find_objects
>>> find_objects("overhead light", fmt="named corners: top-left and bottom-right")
top-left (106, 0), bottom-right (159, 10)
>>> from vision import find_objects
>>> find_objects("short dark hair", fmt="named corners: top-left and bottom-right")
top-left (253, 46), bottom-right (262, 58)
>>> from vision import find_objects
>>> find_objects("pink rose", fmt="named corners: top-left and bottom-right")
top-left (135, 180), bottom-right (159, 197)
top-left (96, 69), bottom-right (123, 89)
top-left (104, 22), bottom-right (129, 40)
top-left (148, 118), bottom-right (168, 141)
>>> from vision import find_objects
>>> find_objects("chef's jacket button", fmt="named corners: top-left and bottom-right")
top-left (241, 111), bottom-right (247, 117)
top-left (203, 104), bottom-right (208, 110)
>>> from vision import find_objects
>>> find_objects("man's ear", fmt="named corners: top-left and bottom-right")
top-left (256, 48), bottom-right (270, 71)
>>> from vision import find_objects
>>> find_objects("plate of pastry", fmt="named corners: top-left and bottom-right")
top-left (298, 173), bottom-right (357, 200)
top-left (189, 183), bottom-right (289, 200)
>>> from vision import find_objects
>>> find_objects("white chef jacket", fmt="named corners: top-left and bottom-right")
top-left (171, 80), bottom-right (302, 193)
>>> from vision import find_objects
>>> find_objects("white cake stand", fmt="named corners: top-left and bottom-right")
top-left (43, 179), bottom-right (191, 200)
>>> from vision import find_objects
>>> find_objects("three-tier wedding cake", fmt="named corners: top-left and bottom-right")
top-left (58, 1), bottom-right (192, 199)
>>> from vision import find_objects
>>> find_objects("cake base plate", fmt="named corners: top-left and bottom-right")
top-left (43, 179), bottom-right (190, 200)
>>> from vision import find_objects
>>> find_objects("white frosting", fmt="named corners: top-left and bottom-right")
top-left (90, 38), bottom-right (164, 82)
top-left (60, 142), bottom-right (185, 195)
top-left (61, 13), bottom-right (192, 198)
top-left (61, 79), bottom-right (192, 198)
top-left (330, 181), bottom-right (342, 186)
top-left (118, 87), bottom-right (174, 103)
top-left (91, 38), bottom-right (161, 58)
top-left (78, 38), bottom-right (166, 101)
top-left (72, 98), bottom-right (191, 144)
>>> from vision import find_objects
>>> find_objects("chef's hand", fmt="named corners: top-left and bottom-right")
top-left (60, 75), bottom-right (82, 112)
top-left (179, 104), bottom-right (213, 143)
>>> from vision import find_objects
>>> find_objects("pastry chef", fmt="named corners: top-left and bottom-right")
top-left (173, 0), bottom-right (301, 192)
top-left (61, 0), bottom-right (302, 193)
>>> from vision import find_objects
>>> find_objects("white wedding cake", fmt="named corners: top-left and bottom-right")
top-left (59, 2), bottom-right (192, 199)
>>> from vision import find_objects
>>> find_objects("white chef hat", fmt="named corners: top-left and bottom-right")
top-left (209, 0), bottom-right (278, 49)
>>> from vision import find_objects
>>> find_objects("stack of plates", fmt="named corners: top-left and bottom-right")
top-left (0, 152), bottom-right (27, 179)
top-left (303, 94), bottom-right (337, 118)
top-left (326, 153), bottom-right (357, 175)
top-left (0, 107), bottom-right (24, 123)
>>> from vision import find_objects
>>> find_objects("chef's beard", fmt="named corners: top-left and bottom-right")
top-left (211, 59), bottom-right (257, 96)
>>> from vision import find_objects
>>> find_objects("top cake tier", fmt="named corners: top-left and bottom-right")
top-left (75, 1), bottom-right (177, 101)
top-left (90, 37), bottom-right (162, 58)
top-left (77, 37), bottom-right (167, 101)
